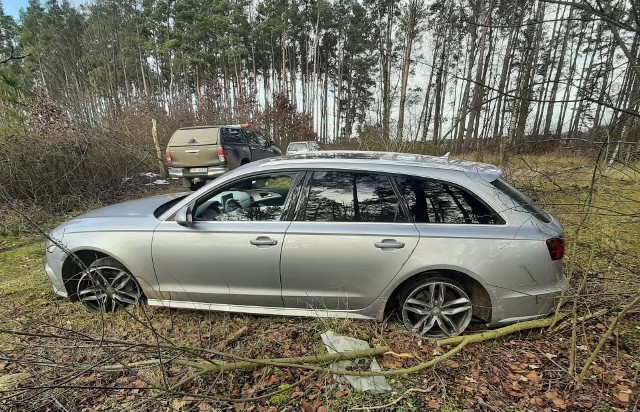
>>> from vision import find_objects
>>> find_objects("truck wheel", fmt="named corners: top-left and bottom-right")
top-left (190, 181), bottom-right (205, 191)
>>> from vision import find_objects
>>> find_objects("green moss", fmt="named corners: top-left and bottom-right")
top-left (269, 384), bottom-right (292, 406)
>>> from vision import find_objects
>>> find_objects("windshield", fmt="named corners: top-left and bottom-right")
top-left (154, 195), bottom-right (188, 218)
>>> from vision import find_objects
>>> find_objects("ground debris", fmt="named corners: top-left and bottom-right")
top-left (320, 330), bottom-right (391, 392)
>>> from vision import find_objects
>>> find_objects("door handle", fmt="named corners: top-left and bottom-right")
top-left (374, 239), bottom-right (405, 249)
top-left (250, 236), bottom-right (278, 246)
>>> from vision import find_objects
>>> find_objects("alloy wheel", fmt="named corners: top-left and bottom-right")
top-left (401, 280), bottom-right (473, 338)
top-left (77, 264), bottom-right (141, 313)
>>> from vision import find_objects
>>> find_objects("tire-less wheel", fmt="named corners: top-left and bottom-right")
top-left (399, 277), bottom-right (473, 339)
top-left (77, 257), bottom-right (142, 313)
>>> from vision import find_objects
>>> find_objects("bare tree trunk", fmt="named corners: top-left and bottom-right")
top-left (514, 3), bottom-right (545, 145)
top-left (455, 32), bottom-right (477, 151)
top-left (556, 21), bottom-right (586, 136)
top-left (543, 7), bottom-right (573, 136)
top-left (416, 43), bottom-right (438, 141)
top-left (464, 7), bottom-right (490, 151)
top-left (381, 3), bottom-right (394, 139)
top-left (492, 27), bottom-right (517, 140)
top-left (569, 23), bottom-right (600, 138)
top-left (397, 0), bottom-right (421, 140)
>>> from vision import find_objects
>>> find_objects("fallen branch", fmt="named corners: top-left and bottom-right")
top-left (437, 313), bottom-right (567, 347)
top-left (96, 346), bottom-right (389, 373)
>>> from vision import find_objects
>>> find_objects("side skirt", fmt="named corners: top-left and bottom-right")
top-left (146, 299), bottom-right (375, 320)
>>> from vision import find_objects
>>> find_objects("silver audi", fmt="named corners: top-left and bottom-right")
top-left (44, 151), bottom-right (565, 338)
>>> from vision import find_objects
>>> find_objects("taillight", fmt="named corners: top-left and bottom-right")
top-left (546, 237), bottom-right (565, 260)
top-left (217, 146), bottom-right (227, 163)
top-left (165, 150), bottom-right (172, 166)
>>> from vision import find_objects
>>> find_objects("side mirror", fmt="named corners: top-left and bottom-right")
top-left (176, 204), bottom-right (193, 227)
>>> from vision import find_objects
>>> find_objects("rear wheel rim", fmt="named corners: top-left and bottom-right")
top-left (401, 281), bottom-right (473, 339)
top-left (77, 265), bottom-right (141, 313)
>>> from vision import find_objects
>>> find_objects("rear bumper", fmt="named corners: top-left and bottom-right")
top-left (168, 166), bottom-right (228, 180)
top-left (487, 282), bottom-right (564, 327)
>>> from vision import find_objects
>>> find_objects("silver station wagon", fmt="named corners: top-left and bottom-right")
top-left (44, 152), bottom-right (565, 338)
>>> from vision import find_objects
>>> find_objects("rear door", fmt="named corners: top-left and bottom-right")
top-left (169, 128), bottom-right (221, 168)
top-left (280, 171), bottom-right (419, 311)
top-left (220, 127), bottom-right (249, 170)
top-left (244, 130), bottom-right (271, 160)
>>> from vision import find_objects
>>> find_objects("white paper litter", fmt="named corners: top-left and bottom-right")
top-left (145, 179), bottom-right (170, 186)
top-left (321, 330), bottom-right (391, 392)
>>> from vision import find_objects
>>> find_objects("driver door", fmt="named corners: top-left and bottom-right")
top-left (151, 172), bottom-right (301, 307)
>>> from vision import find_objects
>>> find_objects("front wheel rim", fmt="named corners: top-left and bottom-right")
top-left (77, 265), bottom-right (141, 313)
top-left (402, 281), bottom-right (473, 338)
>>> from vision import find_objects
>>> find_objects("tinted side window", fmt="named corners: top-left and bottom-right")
top-left (221, 127), bottom-right (245, 144)
top-left (256, 132), bottom-right (268, 145)
top-left (395, 176), bottom-right (503, 224)
top-left (303, 171), bottom-right (405, 223)
top-left (245, 130), bottom-right (267, 146)
top-left (193, 175), bottom-right (294, 222)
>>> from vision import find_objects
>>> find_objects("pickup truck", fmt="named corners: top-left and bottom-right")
top-left (165, 124), bottom-right (281, 190)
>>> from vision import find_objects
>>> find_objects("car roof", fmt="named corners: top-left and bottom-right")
top-left (177, 125), bottom-right (248, 130)
top-left (250, 150), bottom-right (502, 181)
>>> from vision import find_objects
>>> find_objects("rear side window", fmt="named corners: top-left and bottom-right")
top-left (221, 127), bottom-right (245, 144)
top-left (303, 171), bottom-right (406, 223)
top-left (288, 142), bottom-right (308, 151)
top-left (395, 176), bottom-right (504, 224)
top-left (492, 178), bottom-right (551, 223)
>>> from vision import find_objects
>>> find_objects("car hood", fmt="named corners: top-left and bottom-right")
top-left (78, 193), bottom-right (187, 219)
top-left (51, 193), bottom-right (187, 236)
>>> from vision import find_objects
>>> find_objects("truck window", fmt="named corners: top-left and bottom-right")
top-left (221, 128), bottom-right (245, 144)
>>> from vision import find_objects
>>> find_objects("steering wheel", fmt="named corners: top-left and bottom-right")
top-left (225, 198), bottom-right (243, 213)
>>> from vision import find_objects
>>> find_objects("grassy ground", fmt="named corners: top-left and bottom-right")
top-left (0, 154), bottom-right (638, 411)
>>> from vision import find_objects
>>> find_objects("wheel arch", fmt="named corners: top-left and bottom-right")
top-left (61, 249), bottom-right (109, 300)
top-left (383, 268), bottom-right (493, 323)
top-left (61, 249), bottom-right (147, 301)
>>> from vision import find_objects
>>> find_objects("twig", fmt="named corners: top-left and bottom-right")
top-left (576, 295), bottom-right (640, 388)
top-left (214, 325), bottom-right (248, 351)
top-left (350, 387), bottom-right (434, 410)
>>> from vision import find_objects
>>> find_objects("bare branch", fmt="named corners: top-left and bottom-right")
top-left (0, 46), bottom-right (30, 65)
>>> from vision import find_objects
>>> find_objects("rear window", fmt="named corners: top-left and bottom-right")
top-left (288, 142), bottom-right (308, 151)
top-left (492, 179), bottom-right (552, 223)
top-left (170, 128), bottom-right (218, 145)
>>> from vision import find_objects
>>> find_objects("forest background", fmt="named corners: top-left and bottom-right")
top-left (1, 0), bottom-right (639, 212)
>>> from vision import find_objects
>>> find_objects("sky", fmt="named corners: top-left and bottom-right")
top-left (3, 0), bottom-right (86, 19)
top-left (4, 0), bottom-right (28, 19)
